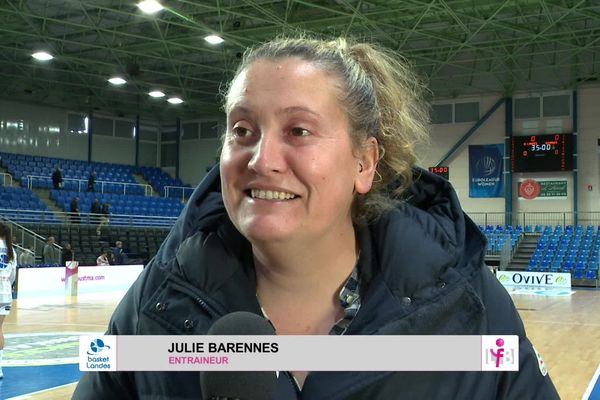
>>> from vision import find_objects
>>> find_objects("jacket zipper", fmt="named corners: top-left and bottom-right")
top-left (193, 294), bottom-right (222, 319)
top-left (192, 290), bottom-right (300, 397)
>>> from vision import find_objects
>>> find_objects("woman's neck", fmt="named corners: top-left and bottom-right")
top-left (252, 224), bottom-right (358, 335)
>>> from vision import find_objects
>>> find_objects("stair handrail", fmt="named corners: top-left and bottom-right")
top-left (0, 215), bottom-right (62, 265)
top-left (0, 207), bottom-right (177, 229)
top-left (0, 172), bottom-right (12, 186)
top-left (163, 185), bottom-right (194, 202)
top-left (26, 175), bottom-right (153, 196)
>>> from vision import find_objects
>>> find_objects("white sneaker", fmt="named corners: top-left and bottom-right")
top-left (0, 367), bottom-right (4, 379)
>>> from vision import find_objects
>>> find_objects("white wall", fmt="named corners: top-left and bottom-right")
top-left (0, 99), bottom-right (88, 160)
top-left (0, 99), bottom-right (160, 168)
top-left (577, 86), bottom-right (600, 213)
top-left (91, 135), bottom-right (136, 165)
top-left (421, 95), bottom-right (507, 213)
top-left (419, 87), bottom-right (600, 216)
top-left (179, 138), bottom-right (220, 187)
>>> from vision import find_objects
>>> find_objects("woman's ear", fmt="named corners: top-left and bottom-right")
top-left (354, 137), bottom-right (380, 194)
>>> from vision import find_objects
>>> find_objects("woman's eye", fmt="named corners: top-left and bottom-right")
top-left (231, 126), bottom-right (253, 137)
top-left (290, 127), bottom-right (311, 137)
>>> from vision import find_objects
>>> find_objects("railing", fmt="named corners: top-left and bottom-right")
top-left (164, 185), bottom-right (194, 201)
top-left (467, 212), bottom-right (600, 228)
top-left (26, 175), bottom-right (153, 196)
top-left (0, 215), bottom-right (62, 264)
top-left (0, 172), bottom-right (13, 186)
top-left (498, 234), bottom-right (514, 271)
top-left (0, 208), bottom-right (177, 228)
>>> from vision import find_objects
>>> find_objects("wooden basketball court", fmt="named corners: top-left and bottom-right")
top-left (3, 288), bottom-right (599, 400)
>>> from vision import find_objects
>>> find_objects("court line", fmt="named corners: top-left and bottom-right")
top-left (6, 382), bottom-right (78, 400)
top-left (582, 362), bottom-right (600, 400)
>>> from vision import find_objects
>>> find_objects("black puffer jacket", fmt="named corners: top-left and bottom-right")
top-left (73, 167), bottom-right (560, 400)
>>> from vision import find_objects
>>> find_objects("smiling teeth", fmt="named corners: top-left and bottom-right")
top-left (251, 189), bottom-right (296, 200)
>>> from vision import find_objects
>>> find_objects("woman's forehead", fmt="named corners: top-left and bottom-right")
top-left (226, 58), bottom-right (342, 115)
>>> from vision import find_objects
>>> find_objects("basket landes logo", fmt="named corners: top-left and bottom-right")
top-left (498, 274), bottom-right (509, 283)
top-left (554, 276), bottom-right (566, 285)
top-left (87, 338), bottom-right (110, 355)
top-left (82, 337), bottom-right (113, 370)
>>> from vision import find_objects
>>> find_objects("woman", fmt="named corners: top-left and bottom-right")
top-left (96, 250), bottom-right (111, 266)
top-left (0, 223), bottom-right (17, 379)
top-left (74, 37), bottom-right (558, 399)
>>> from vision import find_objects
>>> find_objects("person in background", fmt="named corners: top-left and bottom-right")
top-left (74, 37), bottom-right (559, 399)
top-left (112, 240), bottom-right (126, 265)
top-left (96, 249), bottom-right (113, 266)
top-left (51, 166), bottom-right (63, 190)
top-left (62, 243), bottom-right (74, 266)
top-left (90, 198), bottom-right (102, 226)
top-left (70, 196), bottom-right (80, 224)
top-left (87, 171), bottom-right (96, 192)
top-left (18, 245), bottom-right (35, 266)
top-left (0, 223), bottom-right (17, 379)
top-left (42, 236), bottom-right (59, 265)
top-left (97, 202), bottom-right (110, 236)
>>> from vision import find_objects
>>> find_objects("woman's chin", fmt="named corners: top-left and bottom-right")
top-left (239, 221), bottom-right (297, 245)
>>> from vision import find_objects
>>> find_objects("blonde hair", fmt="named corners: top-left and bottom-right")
top-left (224, 36), bottom-right (430, 223)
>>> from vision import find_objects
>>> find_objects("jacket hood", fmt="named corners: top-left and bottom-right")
top-left (155, 165), bottom-right (486, 297)
top-left (371, 168), bottom-right (486, 300)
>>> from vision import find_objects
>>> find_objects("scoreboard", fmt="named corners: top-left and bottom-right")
top-left (428, 166), bottom-right (449, 180)
top-left (511, 133), bottom-right (573, 172)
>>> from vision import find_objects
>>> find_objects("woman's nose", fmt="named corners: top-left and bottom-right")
top-left (248, 134), bottom-right (286, 174)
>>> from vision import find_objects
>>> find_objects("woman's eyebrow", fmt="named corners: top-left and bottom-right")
top-left (228, 105), bottom-right (255, 120)
top-left (279, 106), bottom-right (322, 119)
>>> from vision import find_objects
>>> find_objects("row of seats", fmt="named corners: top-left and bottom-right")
top-left (139, 166), bottom-right (193, 199)
top-left (479, 225), bottom-right (523, 253)
top-left (1, 152), bottom-right (145, 195)
top-left (0, 186), bottom-right (60, 223)
top-left (21, 223), bottom-right (169, 266)
top-left (50, 190), bottom-right (184, 218)
top-left (527, 224), bottom-right (599, 280)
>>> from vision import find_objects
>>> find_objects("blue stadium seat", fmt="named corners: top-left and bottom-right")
top-left (586, 270), bottom-right (598, 280)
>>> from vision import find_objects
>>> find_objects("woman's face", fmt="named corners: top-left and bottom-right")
top-left (220, 58), bottom-right (366, 245)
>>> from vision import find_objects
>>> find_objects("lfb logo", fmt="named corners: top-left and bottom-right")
top-left (489, 338), bottom-right (511, 367)
top-left (482, 336), bottom-right (518, 371)
top-left (87, 338), bottom-right (111, 355)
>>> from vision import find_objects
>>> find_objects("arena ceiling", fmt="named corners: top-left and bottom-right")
top-left (0, 0), bottom-right (599, 120)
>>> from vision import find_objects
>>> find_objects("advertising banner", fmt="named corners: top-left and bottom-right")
top-left (469, 144), bottom-right (504, 198)
top-left (496, 271), bottom-right (571, 288)
top-left (518, 179), bottom-right (567, 199)
top-left (17, 264), bottom-right (143, 297)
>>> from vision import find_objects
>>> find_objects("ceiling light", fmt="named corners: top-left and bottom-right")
top-left (137, 0), bottom-right (163, 14)
top-left (148, 90), bottom-right (165, 98)
top-left (167, 97), bottom-right (184, 104)
top-left (32, 51), bottom-right (53, 61)
top-left (204, 35), bottom-right (224, 45)
top-left (108, 77), bottom-right (127, 85)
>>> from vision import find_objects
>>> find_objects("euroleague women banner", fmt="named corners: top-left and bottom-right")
top-left (469, 144), bottom-right (504, 198)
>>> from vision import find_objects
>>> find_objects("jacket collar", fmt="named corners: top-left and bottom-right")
top-left (159, 165), bottom-right (486, 319)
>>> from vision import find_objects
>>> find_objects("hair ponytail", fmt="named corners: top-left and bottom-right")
top-left (0, 223), bottom-right (15, 262)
